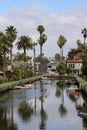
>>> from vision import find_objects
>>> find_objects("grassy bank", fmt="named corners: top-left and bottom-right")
top-left (74, 75), bottom-right (87, 94)
top-left (0, 76), bottom-right (41, 93)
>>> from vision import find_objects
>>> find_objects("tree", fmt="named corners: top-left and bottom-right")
top-left (76, 39), bottom-right (81, 47)
top-left (57, 35), bottom-right (67, 62)
top-left (56, 63), bottom-right (66, 75)
top-left (13, 52), bottom-right (31, 62)
top-left (67, 48), bottom-right (77, 60)
top-left (81, 28), bottom-right (87, 46)
top-left (81, 53), bottom-right (87, 80)
top-left (16, 35), bottom-right (32, 62)
top-left (37, 25), bottom-right (47, 73)
top-left (37, 25), bottom-right (45, 35)
top-left (32, 42), bottom-right (37, 74)
top-left (55, 53), bottom-right (61, 64)
top-left (0, 32), bottom-right (12, 78)
top-left (5, 25), bottom-right (17, 61)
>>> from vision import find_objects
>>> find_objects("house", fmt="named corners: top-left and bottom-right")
top-left (66, 58), bottom-right (82, 75)
top-left (47, 59), bottom-right (58, 76)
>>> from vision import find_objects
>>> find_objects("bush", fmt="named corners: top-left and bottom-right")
top-left (0, 78), bottom-right (8, 84)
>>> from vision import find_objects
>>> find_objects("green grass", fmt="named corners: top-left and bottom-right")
top-left (0, 76), bottom-right (41, 93)
top-left (74, 75), bottom-right (87, 94)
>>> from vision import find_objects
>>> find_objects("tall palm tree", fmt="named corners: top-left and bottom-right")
top-left (16, 35), bottom-right (32, 62)
top-left (37, 25), bottom-right (47, 73)
top-left (0, 33), bottom-right (12, 78)
top-left (37, 25), bottom-right (45, 35)
top-left (5, 25), bottom-right (17, 61)
top-left (32, 42), bottom-right (37, 74)
top-left (57, 35), bottom-right (67, 62)
top-left (38, 34), bottom-right (47, 73)
top-left (81, 28), bottom-right (87, 46)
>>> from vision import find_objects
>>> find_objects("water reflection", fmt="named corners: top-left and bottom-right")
top-left (18, 101), bottom-right (34, 122)
top-left (56, 81), bottom-right (67, 117)
top-left (0, 80), bottom-right (87, 130)
top-left (0, 107), bottom-right (18, 130)
top-left (39, 80), bottom-right (48, 130)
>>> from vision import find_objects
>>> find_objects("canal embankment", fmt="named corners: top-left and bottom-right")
top-left (0, 76), bottom-right (41, 93)
top-left (74, 75), bottom-right (87, 94)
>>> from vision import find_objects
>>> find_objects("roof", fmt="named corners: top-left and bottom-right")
top-left (66, 59), bottom-right (82, 63)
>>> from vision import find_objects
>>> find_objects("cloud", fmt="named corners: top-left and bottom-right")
top-left (0, 2), bottom-right (87, 58)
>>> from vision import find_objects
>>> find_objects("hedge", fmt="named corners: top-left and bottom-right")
top-left (0, 76), bottom-right (41, 93)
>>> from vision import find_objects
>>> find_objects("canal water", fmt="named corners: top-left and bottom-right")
top-left (0, 80), bottom-right (87, 130)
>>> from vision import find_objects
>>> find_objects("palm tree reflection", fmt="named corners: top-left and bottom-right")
top-left (39, 80), bottom-right (48, 130)
top-left (56, 81), bottom-right (67, 117)
top-left (18, 101), bottom-right (33, 122)
top-left (0, 107), bottom-right (18, 130)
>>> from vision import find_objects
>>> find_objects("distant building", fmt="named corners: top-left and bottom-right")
top-left (47, 59), bottom-right (58, 75)
top-left (66, 58), bottom-right (82, 75)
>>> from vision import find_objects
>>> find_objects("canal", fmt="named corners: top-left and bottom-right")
top-left (0, 79), bottom-right (87, 130)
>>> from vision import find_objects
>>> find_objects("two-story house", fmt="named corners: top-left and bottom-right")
top-left (66, 58), bottom-right (82, 75)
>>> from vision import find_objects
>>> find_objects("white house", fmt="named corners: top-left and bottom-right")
top-left (66, 58), bottom-right (82, 75)
top-left (47, 59), bottom-right (58, 76)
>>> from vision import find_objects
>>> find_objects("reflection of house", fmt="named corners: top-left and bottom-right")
top-left (66, 58), bottom-right (82, 75)
top-left (47, 59), bottom-right (58, 75)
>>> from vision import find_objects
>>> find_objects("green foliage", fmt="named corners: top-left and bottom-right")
top-left (0, 76), bottom-right (41, 93)
top-left (56, 63), bottom-right (66, 75)
top-left (67, 48), bottom-right (77, 60)
top-left (66, 67), bottom-right (71, 74)
top-left (23, 66), bottom-right (33, 78)
top-left (57, 35), bottom-right (67, 48)
top-left (13, 52), bottom-right (32, 62)
top-left (0, 78), bottom-right (8, 84)
top-left (15, 69), bottom-right (22, 80)
top-left (81, 54), bottom-right (87, 79)
top-left (74, 75), bottom-right (87, 94)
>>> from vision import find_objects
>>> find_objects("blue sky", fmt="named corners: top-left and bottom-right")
top-left (0, 0), bottom-right (87, 13)
top-left (0, 0), bottom-right (87, 58)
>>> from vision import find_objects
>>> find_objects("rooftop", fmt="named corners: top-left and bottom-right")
top-left (67, 59), bottom-right (82, 63)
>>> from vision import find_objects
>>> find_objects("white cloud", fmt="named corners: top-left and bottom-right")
top-left (0, 2), bottom-right (87, 58)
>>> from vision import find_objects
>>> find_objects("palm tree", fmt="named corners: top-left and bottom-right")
top-left (37, 25), bottom-right (47, 73)
top-left (38, 34), bottom-right (47, 73)
top-left (76, 39), bottom-right (81, 47)
top-left (16, 35), bottom-right (33, 62)
top-left (32, 42), bottom-right (37, 74)
top-left (5, 25), bottom-right (17, 61)
top-left (57, 35), bottom-right (67, 62)
top-left (13, 52), bottom-right (31, 62)
top-left (55, 53), bottom-right (61, 64)
top-left (18, 101), bottom-right (34, 122)
top-left (0, 33), bottom-right (12, 78)
top-left (37, 25), bottom-right (45, 35)
top-left (81, 28), bottom-right (87, 46)
top-left (57, 81), bottom-right (67, 117)
top-left (67, 48), bottom-right (77, 60)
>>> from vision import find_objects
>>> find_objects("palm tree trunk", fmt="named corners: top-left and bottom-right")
top-left (60, 47), bottom-right (63, 63)
top-left (3, 49), bottom-right (6, 78)
top-left (24, 48), bottom-right (26, 62)
top-left (84, 37), bottom-right (86, 46)
top-left (10, 47), bottom-right (12, 62)
top-left (33, 47), bottom-right (36, 74)
top-left (40, 45), bottom-right (42, 73)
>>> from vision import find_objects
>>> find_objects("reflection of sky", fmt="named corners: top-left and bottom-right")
top-left (0, 80), bottom-right (85, 130)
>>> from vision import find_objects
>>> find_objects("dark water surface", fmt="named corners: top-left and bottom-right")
top-left (0, 80), bottom-right (87, 130)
